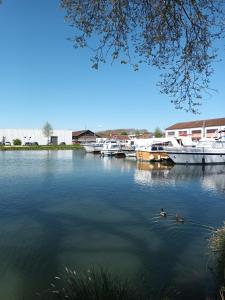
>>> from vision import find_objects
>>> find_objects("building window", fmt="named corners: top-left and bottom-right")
top-left (167, 131), bottom-right (175, 136)
top-left (192, 130), bottom-right (201, 134)
top-left (206, 129), bottom-right (217, 138)
top-left (179, 131), bottom-right (187, 136)
top-left (206, 129), bottom-right (216, 133)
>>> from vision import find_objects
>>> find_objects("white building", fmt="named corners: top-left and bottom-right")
top-left (165, 117), bottom-right (225, 142)
top-left (0, 128), bottom-right (72, 145)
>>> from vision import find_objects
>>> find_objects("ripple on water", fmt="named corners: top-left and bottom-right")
top-left (0, 153), bottom-right (224, 299)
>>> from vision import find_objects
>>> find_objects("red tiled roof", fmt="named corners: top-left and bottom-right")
top-left (165, 118), bottom-right (225, 130)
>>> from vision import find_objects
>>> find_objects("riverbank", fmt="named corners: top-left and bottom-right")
top-left (0, 144), bottom-right (83, 151)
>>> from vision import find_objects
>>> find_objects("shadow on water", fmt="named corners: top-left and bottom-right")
top-left (0, 152), bottom-right (225, 299)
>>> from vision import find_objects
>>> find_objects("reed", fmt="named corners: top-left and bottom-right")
top-left (209, 222), bottom-right (225, 300)
top-left (42, 267), bottom-right (144, 300)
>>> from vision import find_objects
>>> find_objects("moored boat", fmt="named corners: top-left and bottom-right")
top-left (135, 137), bottom-right (181, 162)
top-left (101, 140), bottom-right (122, 156)
top-left (83, 142), bottom-right (104, 153)
top-left (125, 151), bottom-right (136, 159)
top-left (136, 145), bottom-right (169, 162)
top-left (167, 139), bottom-right (225, 164)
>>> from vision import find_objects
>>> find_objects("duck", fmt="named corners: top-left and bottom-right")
top-left (175, 214), bottom-right (184, 223)
top-left (160, 208), bottom-right (167, 217)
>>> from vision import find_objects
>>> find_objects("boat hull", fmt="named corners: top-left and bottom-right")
top-left (168, 149), bottom-right (225, 164)
top-left (101, 150), bottom-right (123, 156)
top-left (136, 150), bottom-right (169, 162)
top-left (83, 144), bottom-right (103, 153)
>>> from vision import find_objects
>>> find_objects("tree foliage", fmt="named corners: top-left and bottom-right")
top-left (154, 127), bottom-right (163, 138)
top-left (61, 0), bottom-right (225, 113)
top-left (13, 139), bottom-right (22, 146)
top-left (42, 122), bottom-right (53, 143)
top-left (120, 131), bottom-right (128, 135)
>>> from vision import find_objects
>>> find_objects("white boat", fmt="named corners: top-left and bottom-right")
top-left (167, 138), bottom-right (225, 164)
top-left (101, 140), bottom-right (122, 156)
top-left (125, 151), bottom-right (136, 158)
top-left (83, 142), bottom-right (104, 153)
top-left (135, 137), bottom-right (182, 162)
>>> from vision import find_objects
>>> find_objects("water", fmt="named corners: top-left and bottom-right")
top-left (0, 150), bottom-right (225, 299)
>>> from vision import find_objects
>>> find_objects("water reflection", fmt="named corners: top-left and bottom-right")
top-left (135, 162), bottom-right (225, 194)
top-left (0, 152), bottom-right (225, 299)
top-left (98, 155), bottom-right (136, 172)
top-left (134, 162), bottom-right (174, 186)
top-left (0, 150), bottom-right (74, 179)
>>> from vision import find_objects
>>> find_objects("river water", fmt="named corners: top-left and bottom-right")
top-left (0, 150), bottom-right (225, 299)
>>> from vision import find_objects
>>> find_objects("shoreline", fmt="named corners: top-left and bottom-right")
top-left (0, 144), bottom-right (83, 151)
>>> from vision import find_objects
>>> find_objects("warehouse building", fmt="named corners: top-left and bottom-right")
top-left (165, 117), bottom-right (225, 142)
top-left (0, 128), bottom-right (72, 145)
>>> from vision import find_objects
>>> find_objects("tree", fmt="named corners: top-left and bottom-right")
top-left (42, 122), bottom-right (53, 144)
top-left (120, 131), bottom-right (128, 135)
top-left (154, 127), bottom-right (163, 138)
top-left (13, 139), bottom-right (22, 146)
top-left (61, 0), bottom-right (225, 113)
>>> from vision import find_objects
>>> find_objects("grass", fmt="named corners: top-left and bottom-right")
top-left (0, 144), bottom-right (83, 151)
top-left (209, 222), bottom-right (225, 300)
top-left (38, 267), bottom-right (146, 300)
top-left (17, 267), bottom-right (181, 300)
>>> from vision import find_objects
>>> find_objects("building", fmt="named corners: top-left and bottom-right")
top-left (72, 130), bottom-right (100, 144)
top-left (0, 128), bottom-right (72, 145)
top-left (165, 117), bottom-right (225, 141)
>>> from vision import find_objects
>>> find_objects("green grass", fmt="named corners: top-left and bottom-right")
top-left (0, 144), bottom-right (83, 151)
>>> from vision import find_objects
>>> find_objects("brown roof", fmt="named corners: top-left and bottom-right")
top-left (72, 130), bottom-right (89, 137)
top-left (165, 118), bottom-right (225, 130)
top-left (72, 130), bottom-right (101, 139)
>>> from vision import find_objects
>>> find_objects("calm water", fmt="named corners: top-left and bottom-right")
top-left (0, 150), bottom-right (225, 299)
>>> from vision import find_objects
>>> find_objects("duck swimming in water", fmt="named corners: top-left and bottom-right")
top-left (160, 208), bottom-right (167, 217)
top-left (175, 214), bottom-right (184, 223)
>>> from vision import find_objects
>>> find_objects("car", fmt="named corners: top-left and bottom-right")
top-left (24, 142), bottom-right (32, 146)
top-left (32, 142), bottom-right (39, 146)
top-left (5, 141), bottom-right (11, 146)
top-left (59, 142), bottom-right (66, 145)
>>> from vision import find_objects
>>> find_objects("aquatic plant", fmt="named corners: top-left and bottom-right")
top-left (19, 267), bottom-right (179, 300)
top-left (209, 222), bottom-right (225, 300)
top-left (43, 267), bottom-right (145, 300)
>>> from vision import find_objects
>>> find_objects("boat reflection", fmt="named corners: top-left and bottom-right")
top-left (135, 162), bottom-right (225, 193)
top-left (101, 156), bottom-right (136, 172)
top-left (135, 162), bottom-right (174, 186)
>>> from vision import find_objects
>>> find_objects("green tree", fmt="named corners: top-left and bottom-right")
top-left (120, 131), bottom-right (128, 135)
top-left (154, 127), bottom-right (163, 138)
top-left (61, 0), bottom-right (225, 113)
top-left (13, 139), bottom-right (22, 146)
top-left (42, 122), bottom-right (53, 144)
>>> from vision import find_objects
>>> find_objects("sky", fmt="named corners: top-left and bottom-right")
top-left (0, 0), bottom-right (225, 132)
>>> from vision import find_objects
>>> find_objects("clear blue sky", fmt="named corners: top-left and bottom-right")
top-left (0, 0), bottom-right (225, 132)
